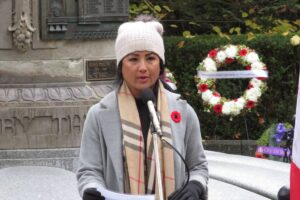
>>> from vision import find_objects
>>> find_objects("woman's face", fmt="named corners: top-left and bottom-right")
top-left (122, 51), bottom-right (160, 97)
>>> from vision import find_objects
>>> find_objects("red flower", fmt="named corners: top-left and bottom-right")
top-left (225, 58), bottom-right (234, 64)
top-left (213, 92), bottom-right (220, 97)
top-left (239, 49), bottom-right (248, 56)
top-left (257, 77), bottom-right (267, 81)
top-left (247, 84), bottom-right (253, 89)
top-left (165, 77), bottom-right (171, 82)
top-left (246, 100), bottom-right (255, 108)
top-left (213, 104), bottom-right (222, 114)
top-left (246, 65), bottom-right (251, 70)
top-left (171, 111), bottom-right (181, 123)
top-left (199, 84), bottom-right (208, 92)
top-left (208, 49), bottom-right (217, 58)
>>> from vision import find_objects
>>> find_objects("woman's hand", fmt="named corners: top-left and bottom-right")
top-left (83, 188), bottom-right (105, 200)
top-left (168, 181), bottom-right (203, 200)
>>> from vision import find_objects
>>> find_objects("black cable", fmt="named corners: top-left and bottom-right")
top-left (160, 136), bottom-right (190, 198)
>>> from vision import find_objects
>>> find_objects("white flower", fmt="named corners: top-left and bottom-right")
top-left (209, 95), bottom-right (221, 105)
top-left (202, 90), bottom-right (213, 102)
top-left (222, 101), bottom-right (234, 115)
top-left (231, 106), bottom-right (241, 116)
top-left (235, 97), bottom-right (246, 109)
top-left (290, 35), bottom-right (300, 46)
top-left (245, 52), bottom-right (259, 63)
top-left (203, 58), bottom-right (217, 71)
top-left (222, 101), bottom-right (242, 115)
top-left (216, 51), bottom-right (226, 62)
top-left (250, 78), bottom-right (263, 88)
top-left (251, 61), bottom-right (265, 70)
top-left (201, 77), bottom-right (208, 81)
top-left (246, 87), bottom-right (262, 102)
top-left (166, 72), bottom-right (173, 78)
top-left (225, 45), bottom-right (238, 58)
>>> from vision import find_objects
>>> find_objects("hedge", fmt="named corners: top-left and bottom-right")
top-left (164, 34), bottom-right (299, 140)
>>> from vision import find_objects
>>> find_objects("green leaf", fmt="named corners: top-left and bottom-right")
top-left (212, 26), bottom-right (221, 34)
top-left (249, 8), bottom-right (255, 14)
top-left (235, 27), bottom-right (241, 35)
top-left (182, 31), bottom-right (195, 38)
top-left (245, 20), bottom-right (252, 26)
top-left (242, 12), bottom-right (248, 18)
top-left (129, 10), bottom-right (138, 14)
top-left (163, 5), bottom-right (173, 12)
top-left (189, 21), bottom-right (200, 26)
top-left (183, 30), bottom-right (191, 37)
top-left (142, 4), bottom-right (148, 9)
top-left (247, 32), bottom-right (255, 40)
top-left (154, 5), bottom-right (161, 12)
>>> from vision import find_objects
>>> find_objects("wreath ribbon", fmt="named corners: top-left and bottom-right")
top-left (198, 70), bottom-right (268, 79)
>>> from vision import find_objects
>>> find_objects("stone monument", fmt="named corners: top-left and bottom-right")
top-left (0, 0), bottom-right (128, 171)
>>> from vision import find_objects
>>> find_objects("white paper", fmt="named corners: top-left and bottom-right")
top-left (97, 187), bottom-right (154, 200)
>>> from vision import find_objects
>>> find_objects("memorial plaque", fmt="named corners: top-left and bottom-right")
top-left (40, 0), bottom-right (129, 40)
top-left (0, 106), bottom-right (89, 149)
top-left (78, 0), bottom-right (128, 23)
top-left (86, 60), bottom-right (116, 81)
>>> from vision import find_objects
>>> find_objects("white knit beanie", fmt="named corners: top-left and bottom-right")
top-left (115, 21), bottom-right (165, 66)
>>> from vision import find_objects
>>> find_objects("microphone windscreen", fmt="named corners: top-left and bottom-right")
top-left (138, 88), bottom-right (156, 104)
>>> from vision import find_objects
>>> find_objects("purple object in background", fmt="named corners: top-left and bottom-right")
top-left (273, 123), bottom-right (286, 143)
top-left (256, 146), bottom-right (291, 157)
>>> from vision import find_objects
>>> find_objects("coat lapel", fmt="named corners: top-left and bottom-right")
top-left (98, 92), bottom-right (124, 191)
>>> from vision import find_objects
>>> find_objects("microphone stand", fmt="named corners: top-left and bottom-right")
top-left (150, 122), bottom-right (164, 200)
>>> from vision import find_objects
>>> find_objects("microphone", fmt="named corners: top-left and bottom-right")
top-left (139, 88), bottom-right (162, 136)
top-left (139, 88), bottom-right (165, 200)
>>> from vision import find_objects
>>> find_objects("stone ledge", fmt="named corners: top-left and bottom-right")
top-left (203, 140), bottom-right (257, 156)
top-left (0, 83), bottom-right (113, 102)
top-left (206, 150), bottom-right (289, 199)
top-left (0, 148), bottom-right (79, 172)
top-left (0, 166), bottom-right (81, 200)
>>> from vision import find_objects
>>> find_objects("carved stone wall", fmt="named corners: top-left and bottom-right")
top-left (0, 0), bottom-right (121, 150)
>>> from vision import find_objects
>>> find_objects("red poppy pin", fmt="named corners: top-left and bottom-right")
top-left (171, 111), bottom-right (181, 123)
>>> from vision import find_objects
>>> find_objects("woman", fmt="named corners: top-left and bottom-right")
top-left (77, 16), bottom-right (209, 200)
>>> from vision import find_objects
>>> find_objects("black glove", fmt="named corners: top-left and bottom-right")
top-left (277, 186), bottom-right (290, 200)
top-left (168, 181), bottom-right (203, 200)
top-left (83, 188), bottom-right (105, 200)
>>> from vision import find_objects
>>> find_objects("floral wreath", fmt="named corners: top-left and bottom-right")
top-left (195, 44), bottom-right (268, 116)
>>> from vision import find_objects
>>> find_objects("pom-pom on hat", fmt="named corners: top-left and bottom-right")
top-left (115, 21), bottom-right (165, 66)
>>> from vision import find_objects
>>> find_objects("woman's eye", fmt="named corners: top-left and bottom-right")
top-left (147, 56), bottom-right (157, 61)
top-left (128, 57), bottom-right (138, 62)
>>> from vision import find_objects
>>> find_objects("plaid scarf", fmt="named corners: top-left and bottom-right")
top-left (118, 81), bottom-right (175, 199)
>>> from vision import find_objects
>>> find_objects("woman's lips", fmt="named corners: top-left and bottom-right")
top-left (137, 76), bottom-right (149, 83)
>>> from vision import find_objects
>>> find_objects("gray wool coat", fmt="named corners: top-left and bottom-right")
top-left (76, 89), bottom-right (209, 197)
